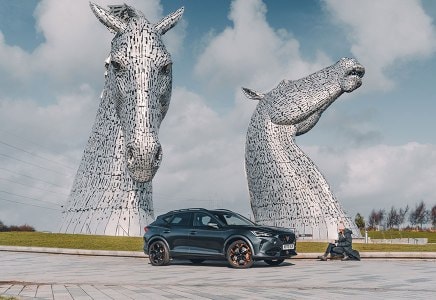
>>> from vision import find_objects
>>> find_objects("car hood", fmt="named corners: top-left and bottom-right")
top-left (227, 225), bottom-right (295, 235)
top-left (254, 225), bottom-right (295, 234)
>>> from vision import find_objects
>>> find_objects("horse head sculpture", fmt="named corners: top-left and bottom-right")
top-left (91, 3), bottom-right (183, 182)
top-left (60, 4), bottom-right (183, 236)
top-left (243, 58), bottom-right (365, 240)
top-left (243, 58), bottom-right (364, 129)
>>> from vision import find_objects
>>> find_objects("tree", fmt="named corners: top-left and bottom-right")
top-left (354, 213), bottom-right (365, 230)
top-left (0, 220), bottom-right (8, 232)
top-left (0, 221), bottom-right (34, 232)
top-left (375, 209), bottom-right (385, 230)
top-left (431, 204), bottom-right (436, 229)
top-left (409, 201), bottom-right (429, 229)
top-left (368, 209), bottom-right (385, 230)
top-left (409, 210), bottom-right (418, 228)
top-left (398, 205), bottom-right (409, 230)
top-left (368, 210), bottom-right (377, 230)
top-left (8, 224), bottom-right (35, 232)
top-left (386, 206), bottom-right (399, 229)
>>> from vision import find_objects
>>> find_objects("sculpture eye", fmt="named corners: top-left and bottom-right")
top-left (160, 63), bottom-right (172, 75)
top-left (111, 60), bottom-right (122, 71)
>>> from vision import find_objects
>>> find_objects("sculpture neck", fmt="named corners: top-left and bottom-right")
top-left (247, 102), bottom-right (298, 153)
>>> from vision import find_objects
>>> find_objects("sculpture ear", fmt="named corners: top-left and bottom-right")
top-left (155, 7), bottom-right (184, 35)
top-left (89, 2), bottom-right (127, 33)
top-left (242, 87), bottom-right (264, 100)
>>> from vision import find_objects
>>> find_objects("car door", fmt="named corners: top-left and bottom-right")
top-left (164, 212), bottom-right (193, 255)
top-left (188, 212), bottom-right (227, 257)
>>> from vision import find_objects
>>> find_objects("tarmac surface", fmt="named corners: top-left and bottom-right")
top-left (1, 249), bottom-right (435, 300)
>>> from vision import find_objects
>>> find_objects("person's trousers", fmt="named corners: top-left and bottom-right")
top-left (324, 243), bottom-right (345, 256)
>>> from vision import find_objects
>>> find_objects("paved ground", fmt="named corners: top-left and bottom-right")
top-left (1, 251), bottom-right (435, 299)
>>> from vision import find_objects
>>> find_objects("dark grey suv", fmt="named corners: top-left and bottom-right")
top-left (143, 208), bottom-right (297, 268)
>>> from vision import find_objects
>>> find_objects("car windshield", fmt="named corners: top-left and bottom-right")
top-left (212, 211), bottom-right (255, 226)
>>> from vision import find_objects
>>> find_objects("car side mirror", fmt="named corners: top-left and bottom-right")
top-left (207, 222), bottom-right (219, 229)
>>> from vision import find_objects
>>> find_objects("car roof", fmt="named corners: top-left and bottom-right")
top-left (158, 208), bottom-right (233, 216)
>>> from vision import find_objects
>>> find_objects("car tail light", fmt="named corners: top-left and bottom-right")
top-left (144, 226), bottom-right (149, 233)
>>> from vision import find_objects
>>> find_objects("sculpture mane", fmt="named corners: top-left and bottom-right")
top-left (60, 3), bottom-right (183, 236)
top-left (244, 58), bottom-right (365, 240)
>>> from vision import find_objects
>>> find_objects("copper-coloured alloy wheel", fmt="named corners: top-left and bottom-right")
top-left (226, 240), bottom-right (254, 268)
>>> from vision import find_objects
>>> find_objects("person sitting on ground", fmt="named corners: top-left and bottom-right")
top-left (318, 222), bottom-right (360, 261)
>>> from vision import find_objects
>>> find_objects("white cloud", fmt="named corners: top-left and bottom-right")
top-left (317, 107), bottom-right (384, 147)
top-left (0, 85), bottom-right (98, 231)
top-left (153, 87), bottom-right (251, 216)
top-left (304, 142), bottom-right (436, 219)
top-left (0, 32), bottom-right (33, 80)
top-left (324, 0), bottom-right (436, 90)
top-left (194, 0), bottom-right (331, 92)
top-left (0, 151), bottom-right (71, 231)
top-left (0, 0), bottom-right (184, 89)
top-left (193, 0), bottom-right (338, 142)
top-left (0, 85), bottom-right (98, 151)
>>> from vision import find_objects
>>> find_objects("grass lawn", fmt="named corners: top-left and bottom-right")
top-left (297, 242), bottom-right (436, 253)
top-left (0, 232), bottom-right (143, 252)
top-left (1, 231), bottom-right (435, 253)
top-left (366, 230), bottom-right (436, 243)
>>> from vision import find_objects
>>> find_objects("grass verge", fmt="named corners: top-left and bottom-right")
top-left (1, 232), bottom-right (435, 253)
top-left (297, 242), bottom-right (436, 253)
top-left (0, 232), bottom-right (143, 251)
top-left (366, 230), bottom-right (436, 243)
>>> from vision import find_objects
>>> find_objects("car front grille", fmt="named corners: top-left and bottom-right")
top-left (278, 234), bottom-right (294, 243)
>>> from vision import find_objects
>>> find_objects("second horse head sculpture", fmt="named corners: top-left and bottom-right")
top-left (244, 58), bottom-right (365, 240)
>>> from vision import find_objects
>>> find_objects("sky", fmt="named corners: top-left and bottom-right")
top-left (0, 0), bottom-right (435, 232)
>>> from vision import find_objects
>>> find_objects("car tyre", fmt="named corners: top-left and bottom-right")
top-left (190, 259), bottom-right (205, 264)
top-left (264, 258), bottom-right (285, 266)
top-left (226, 240), bottom-right (254, 268)
top-left (148, 240), bottom-right (170, 266)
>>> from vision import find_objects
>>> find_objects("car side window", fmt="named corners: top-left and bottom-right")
top-left (212, 213), bottom-right (249, 226)
top-left (193, 212), bottom-right (214, 228)
top-left (169, 212), bottom-right (192, 227)
top-left (162, 215), bottom-right (173, 224)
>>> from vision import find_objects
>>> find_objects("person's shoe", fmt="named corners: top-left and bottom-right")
top-left (318, 255), bottom-right (328, 261)
top-left (341, 256), bottom-right (350, 261)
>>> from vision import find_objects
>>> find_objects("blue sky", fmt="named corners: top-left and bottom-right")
top-left (0, 0), bottom-right (435, 232)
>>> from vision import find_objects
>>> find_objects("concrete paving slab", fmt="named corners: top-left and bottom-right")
top-left (35, 284), bottom-right (54, 299)
top-left (79, 284), bottom-right (110, 300)
top-left (2, 245), bottom-right (436, 259)
top-left (20, 284), bottom-right (38, 298)
top-left (51, 285), bottom-right (73, 300)
top-left (1, 251), bottom-right (435, 299)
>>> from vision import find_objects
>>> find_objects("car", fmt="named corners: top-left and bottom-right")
top-left (143, 208), bottom-right (297, 268)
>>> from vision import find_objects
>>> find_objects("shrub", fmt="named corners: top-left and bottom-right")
top-left (0, 220), bottom-right (8, 232)
top-left (0, 221), bottom-right (35, 232)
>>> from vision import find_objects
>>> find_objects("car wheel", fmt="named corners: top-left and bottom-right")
top-left (264, 259), bottom-right (285, 266)
top-left (190, 259), bottom-right (205, 264)
top-left (148, 240), bottom-right (170, 266)
top-left (226, 240), bottom-right (254, 268)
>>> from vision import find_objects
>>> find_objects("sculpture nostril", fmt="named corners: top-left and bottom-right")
top-left (127, 146), bottom-right (135, 163)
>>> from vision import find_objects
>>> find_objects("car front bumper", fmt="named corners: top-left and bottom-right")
top-left (253, 237), bottom-right (297, 259)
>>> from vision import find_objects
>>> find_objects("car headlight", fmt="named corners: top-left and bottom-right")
top-left (251, 230), bottom-right (274, 237)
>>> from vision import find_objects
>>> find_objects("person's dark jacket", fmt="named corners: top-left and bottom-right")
top-left (337, 228), bottom-right (353, 248)
top-left (337, 228), bottom-right (361, 260)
